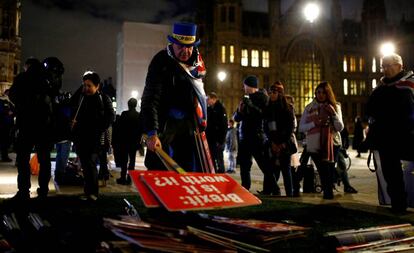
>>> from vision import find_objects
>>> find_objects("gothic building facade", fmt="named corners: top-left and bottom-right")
top-left (0, 0), bottom-right (21, 93)
top-left (197, 0), bottom-right (411, 127)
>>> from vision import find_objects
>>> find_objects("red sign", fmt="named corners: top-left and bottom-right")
top-left (129, 170), bottom-right (175, 207)
top-left (140, 172), bottom-right (262, 211)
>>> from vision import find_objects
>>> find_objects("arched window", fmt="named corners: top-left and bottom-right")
top-left (286, 39), bottom-right (323, 113)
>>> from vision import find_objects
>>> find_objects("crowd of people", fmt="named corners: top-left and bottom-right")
top-left (2, 21), bottom-right (413, 214)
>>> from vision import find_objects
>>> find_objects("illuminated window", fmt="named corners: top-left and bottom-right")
top-left (350, 56), bottom-right (356, 72)
top-left (359, 57), bottom-right (364, 72)
top-left (343, 79), bottom-right (348, 95)
top-left (229, 45), bottom-right (234, 63)
top-left (262, 50), bottom-right (269, 68)
top-left (221, 45), bottom-right (226, 63)
top-left (241, 49), bottom-right (248, 66)
top-left (372, 57), bottom-right (376, 72)
top-left (251, 49), bottom-right (259, 67)
top-left (286, 40), bottom-right (323, 113)
top-left (350, 80), bottom-right (357, 95)
top-left (372, 79), bottom-right (377, 89)
top-left (359, 80), bottom-right (366, 95)
top-left (343, 56), bottom-right (347, 72)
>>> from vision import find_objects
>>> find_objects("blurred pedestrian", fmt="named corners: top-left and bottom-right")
top-left (225, 119), bottom-right (238, 173)
top-left (116, 98), bottom-right (142, 185)
top-left (206, 92), bottom-right (227, 173)
top-left (353, 116), bottom-right (364, 157)
top-left (0, 89), bottom-right (14, 162)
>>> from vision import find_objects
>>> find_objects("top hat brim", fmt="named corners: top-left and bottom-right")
top-left (167, 35), bottom-right (200, 47)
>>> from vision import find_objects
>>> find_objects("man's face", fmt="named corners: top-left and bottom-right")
top-left (207, 97), bottom-right (216, 106)
top-left (83, 79), bottom-right (99, 96)
top-left (381, 59), bottom-right (402, 79)
top-left (243, 84), bottom-right (256, 94)
top-left (172, 43), bottom-right (194, 62)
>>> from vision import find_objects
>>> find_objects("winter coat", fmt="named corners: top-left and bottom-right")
top-left (366, 70), bottom-right (414, 160)
top-left (141, 48), bottom-right (204, 135)
top-left (206, 100), bottom-right (227, 145)
top-left (70, 88), bottom-right (114, 150)
top-left (233, 90), bottom-right (268, 142)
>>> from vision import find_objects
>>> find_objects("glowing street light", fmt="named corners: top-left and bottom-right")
top-left (303, 2), bottom-right (320, 23)
top-left (131, 90), bottom-right (138, 99)
top-left (217, 71), bottom-right (227, 82)
top-left (380, 42), bottom-right (395, 56)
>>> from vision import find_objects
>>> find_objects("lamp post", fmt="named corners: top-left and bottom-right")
top-left (217, 71), bottom-right (227, 82)
top-left (380, 42), bottom-right (395, 56)
top-left (303, 2), bottom-right (320, 101)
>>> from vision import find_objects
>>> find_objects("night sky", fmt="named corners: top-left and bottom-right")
top-left (21, 0), bottom-right (414, 92)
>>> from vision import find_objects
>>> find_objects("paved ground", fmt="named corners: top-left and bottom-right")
top-left (0, 148), bottom-right (413, 219)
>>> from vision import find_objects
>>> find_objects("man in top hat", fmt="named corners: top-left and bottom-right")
top-left (233, 76), bottom-right (277, 194)
top-left (366, 53), bottom-right (414, 214)
top-left (141, 22), bottom-right (209, 172)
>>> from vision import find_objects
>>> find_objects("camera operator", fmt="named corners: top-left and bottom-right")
top-left (233, 76), bottom-right (277, 194)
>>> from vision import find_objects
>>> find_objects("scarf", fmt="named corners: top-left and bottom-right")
top-left (167, 45), bottom-right (207, 130)
top-left (305, 100), bottom-right (334, 162)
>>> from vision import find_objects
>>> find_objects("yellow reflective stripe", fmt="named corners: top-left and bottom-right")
top-left (172, 33), bottom-right (196, 44)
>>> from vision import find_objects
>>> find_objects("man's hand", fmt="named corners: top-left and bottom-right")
top-left (146, 135), bottom-right (162, 152)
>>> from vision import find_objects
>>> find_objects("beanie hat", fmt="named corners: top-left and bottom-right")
top-left (243, 75), bottom-right (258, 88)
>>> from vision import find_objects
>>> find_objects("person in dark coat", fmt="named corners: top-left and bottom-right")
top-left (206, 92), bottom-right (227, 173)
top-left (233, 75), bottom-right (277, 194)
top-left (264, 82), bottom-right (295, 196)
top-left (8, 57), bottom-right (61, 201)
top-left (0, 89), bottom-right (14, 162)
top-left (352, 116), bottom-right (364, 157)
top-left (366, 53), bottom-right (414, 214)
top-left (141, 22), bottom-right (210, 172)
top-left (116, 98), bottom-right (142, 185)
top-left (70, 71), bottom-right (114, 201)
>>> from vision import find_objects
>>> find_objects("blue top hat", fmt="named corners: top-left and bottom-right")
top-left (167, 22), bottom-right (201, 47)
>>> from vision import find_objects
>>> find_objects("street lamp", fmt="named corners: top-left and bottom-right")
top-left (217, 71), bottom-right (227, 82)
top-left (380, 42), bottom-right (395, 56)
top-left (131, 90), bottom-right (138, 99)
top-left (303, 2), bottom-right (320, 104)
top-left (303, 2), bottom-right (320, 24)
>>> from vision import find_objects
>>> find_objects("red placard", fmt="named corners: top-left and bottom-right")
top-left (129, 170), bottom-right (175, 207)
top-left (140, 172), bottom-right (262, 211)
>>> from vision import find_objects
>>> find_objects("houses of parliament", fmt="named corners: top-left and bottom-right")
top-left (197, 0), bottom-right (414, 126)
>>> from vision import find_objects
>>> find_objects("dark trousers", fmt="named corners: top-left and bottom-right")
top-left (76, 143), bottom-right (99, 196)
top-left (238, 138), bottom-right (276, 192)
top-left (270, 152), bottom-right (293, 196)
top-left (209, 142), bottom-right (225, 173)
top-left (15, 132), bottom-right (52, 195)
top-left (379, 149), bottom-right (407, 211)
top-left (0, 126), bottom-right (11, 159)
top-left (119, 144), bottom-right (137, 179)
top-left (310, 153), bottom-right (334, 198)
top-left (97, 146), bottom-right (109, 179)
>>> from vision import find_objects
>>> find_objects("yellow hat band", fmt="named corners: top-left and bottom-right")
top-left (172, 33), bottom-right (196, 44)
